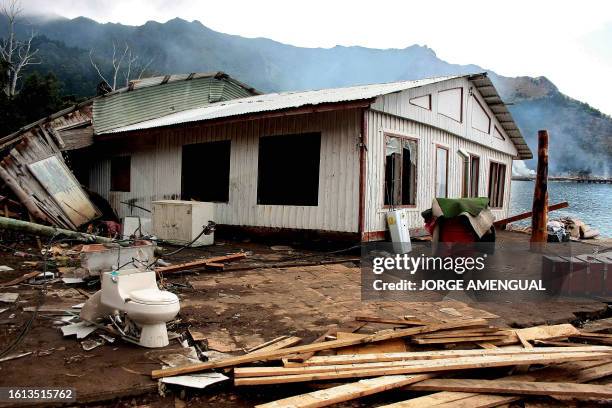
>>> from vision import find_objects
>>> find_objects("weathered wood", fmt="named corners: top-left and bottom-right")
top-left (151, 319), bottom-right (488, 378)
top-left (246, 336), bottom-right (290, 353)
top-left (288, 346), bottom-right (612, 367)
top-left (378, 360), bottom-right (612, 408)
top-left (354, 315), bottom-right (426, 326)
top-left (0, 271), bottom-right (41, 287)
top-left (494, 201), bottom-right (568, 229)
top-left (255, 374), bottom-right (434, 408)
top-left (250, 336), bottom-right (302, 353)
top-left (285, 322), bottom-right (365, 364)
top-left (531, 130), bottom-right (549, 245)
top-left (408, 379), bottom-right (612, 398)
top-left (412, 335), bottom-right (508, 344)
top-left (498, 323), bottom-right (580, 345)
top-left (155, 252), bottom-right (246, 274)
top-left (233, 352), bottom-right (610, 385)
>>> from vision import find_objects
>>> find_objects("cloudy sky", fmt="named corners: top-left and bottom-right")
top-left (19, 0), bottom-right (612, 115)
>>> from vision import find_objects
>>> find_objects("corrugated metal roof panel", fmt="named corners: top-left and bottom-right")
top-left (92, 72), bottom-right (258, 134)
top-left (106, 75), bottom-right (462, 133)
top-left (106, 73), bottom-right (531, 159)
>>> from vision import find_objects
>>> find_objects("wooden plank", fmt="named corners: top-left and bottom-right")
top-left (155, 252), bottom-right (246, 274)
top-left (354, 315), bottom-right (427, 326)
top-left (251, 336), bottom-right (302, 353)
top-left (255, 374), bottom-right (434, 408)
top-left (233, 352), bottom-right (610, 385)
top-left (285, 322), bottom-right (366, 364)
top-left (336, 332), bottom-right (407, 355)
top-left (289, 346), bottom-right (612, 367)
top-left (246, 336), bottom-right (290, 353)
top-left (412, 335), bottom-right (508, 344)
top-left (414, 328), bottom-right (503, 338)
top-left (378, 360), bottom-right (612, 408)
top-left (151, 319), bottom-right (489, 378)
top-left (494, 201), bottom-right (568, 228)
top-left (499, 324), bottom-right (580, 345)
top-left (582, 317), bottom-right (612, 333)
top-left (0, 271), bottom-right (40, 287)
top-left (408, 379), bottom-right (612, 398)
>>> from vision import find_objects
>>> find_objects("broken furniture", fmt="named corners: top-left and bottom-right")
top-left (152, 200), bottom-right (215, 247)
top-left (80, 268), bottom-right (180, 348)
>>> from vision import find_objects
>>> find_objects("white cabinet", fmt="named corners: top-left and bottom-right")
top-left (152, 200), bottom-right (215, 246)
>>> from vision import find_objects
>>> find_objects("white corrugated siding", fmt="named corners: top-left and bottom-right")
top-left (89, 109), bottom-right (361, 232)
top-left (370, 77), bottom-right (519, 157)
top-left (365, 109), bottom-right (514, 234)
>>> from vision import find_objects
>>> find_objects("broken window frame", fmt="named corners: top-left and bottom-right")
top-left (383, 134), bottom-right (418, 208)
top-left (435, 145), bottom-right (449, 198)
top-left (469, 154), bottom-right (480, 197)
top-left (110, 156), bottom-right (131, 192)
top-left (488, 161), bottom-right (507, 208)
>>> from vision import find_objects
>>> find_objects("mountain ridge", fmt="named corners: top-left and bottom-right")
top-left (4, 15), bottom-right (611, 176)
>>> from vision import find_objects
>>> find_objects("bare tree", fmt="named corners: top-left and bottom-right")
top-left (89, 41), bottom-right (154, 92)
top-left (0, 0), bottom-right (39, 97)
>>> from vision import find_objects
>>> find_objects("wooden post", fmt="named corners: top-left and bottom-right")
top-left (531, 130), bottom-right (549, 248)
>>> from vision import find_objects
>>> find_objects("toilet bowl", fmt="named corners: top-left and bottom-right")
top-left (99, 268), bottom-right (180, 348)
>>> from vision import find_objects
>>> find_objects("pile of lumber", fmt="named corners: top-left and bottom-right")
top-left (151, 317), bottom-right (612, 407)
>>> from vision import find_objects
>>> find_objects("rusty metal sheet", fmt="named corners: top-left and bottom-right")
top-left (28, 155), bottom-right (100, 227)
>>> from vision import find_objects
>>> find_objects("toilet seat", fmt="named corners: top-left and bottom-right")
top-left (129, 289), bottom-right (179, 305)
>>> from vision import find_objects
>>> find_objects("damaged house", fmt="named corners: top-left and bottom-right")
top-left (0, 72), bottom-right (531, 241)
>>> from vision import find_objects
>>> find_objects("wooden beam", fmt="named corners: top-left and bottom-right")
top-left (155, 252), bottom-right (246, 274)
top-left (151, 319), bottom-right (488, 378)
top-left (285, 346), bottom-right (612, 367)
top-left (408, 379), bottom-right (612, 399)
top-left (494, 201), bottom-right (568, 228)
top-left (233, 352), bottom-right (610, 385)
top-left (0, 271), bottom-right (41, 287)
top-left (531, 130), bottom-right (549, 246)
top-left (255, 374), bottom-right (434, 408)
top-left (354, 315), bottom-right (427, 326)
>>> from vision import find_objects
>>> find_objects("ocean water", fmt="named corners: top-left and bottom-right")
top-left (509, 180), bottom-right (612, 237)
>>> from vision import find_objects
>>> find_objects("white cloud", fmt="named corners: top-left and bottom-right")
top-left (17, 0), bottom-right (612, 114)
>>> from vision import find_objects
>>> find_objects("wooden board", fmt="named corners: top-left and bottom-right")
top-left (412, 335), bottom-right (508, 344)
top-left (377, 360), bottom-right (612, 408)
top-left (251, 336), bottom-right (302, 353)
top-left (255, 374), bottom-right (434, 408)
top-left (233, 352), bottom-right (610, 385)
top-left (151, 319), bottom-right (489, 378)
top-left (408, 379), bottom-right (612, 398)
top-left (155, 252), bottom-right (246, 274)
top-left (286, 346), bottom-right (611, 367)
top-left (336, 332), bottom-right (407, 355)
top-left (354, 315), bottom-right (426, 326)
top-left (0, 271), bottom-right (40, 287)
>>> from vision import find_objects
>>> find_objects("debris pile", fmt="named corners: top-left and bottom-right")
top-left (150, 316), bottom-right (612, 407)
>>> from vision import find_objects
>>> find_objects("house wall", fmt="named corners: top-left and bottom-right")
top-left (364, 77), bottom-right (517, 237)
top-left (89, 109), bottom-right (362, 233)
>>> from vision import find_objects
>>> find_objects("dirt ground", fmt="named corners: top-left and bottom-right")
top-left (0, 231), bottom-right (609, 407)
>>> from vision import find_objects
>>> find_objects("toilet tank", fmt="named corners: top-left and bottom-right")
top-left (152, 200), bottom-right (215, 246)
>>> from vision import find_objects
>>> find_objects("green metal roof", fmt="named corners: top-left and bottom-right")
top-left (92, 72), bottom-right (258, 134)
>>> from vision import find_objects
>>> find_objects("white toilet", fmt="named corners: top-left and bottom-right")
top-left (99, 269), bottom-right (180, 348)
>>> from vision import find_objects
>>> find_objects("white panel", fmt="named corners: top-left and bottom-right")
top-left (437, 88), bottom-right (463, 122)
top-left (89, 110), bottom-right (361, 233)
top-left (471, 98), bottom-right (491, 133)
top-left (364, 109), bottom-right (514, 236)
top-left (493, 126), bottom-right (505, 140)
top-left (409, 94), bottom-right (431, 110)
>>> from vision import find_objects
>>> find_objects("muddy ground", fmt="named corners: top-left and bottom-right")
top-left (0, 231), bottom-right (609, 407)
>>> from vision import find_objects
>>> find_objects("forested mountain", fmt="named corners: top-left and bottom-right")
top-left (3, 15), bottom-right (610, 176)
